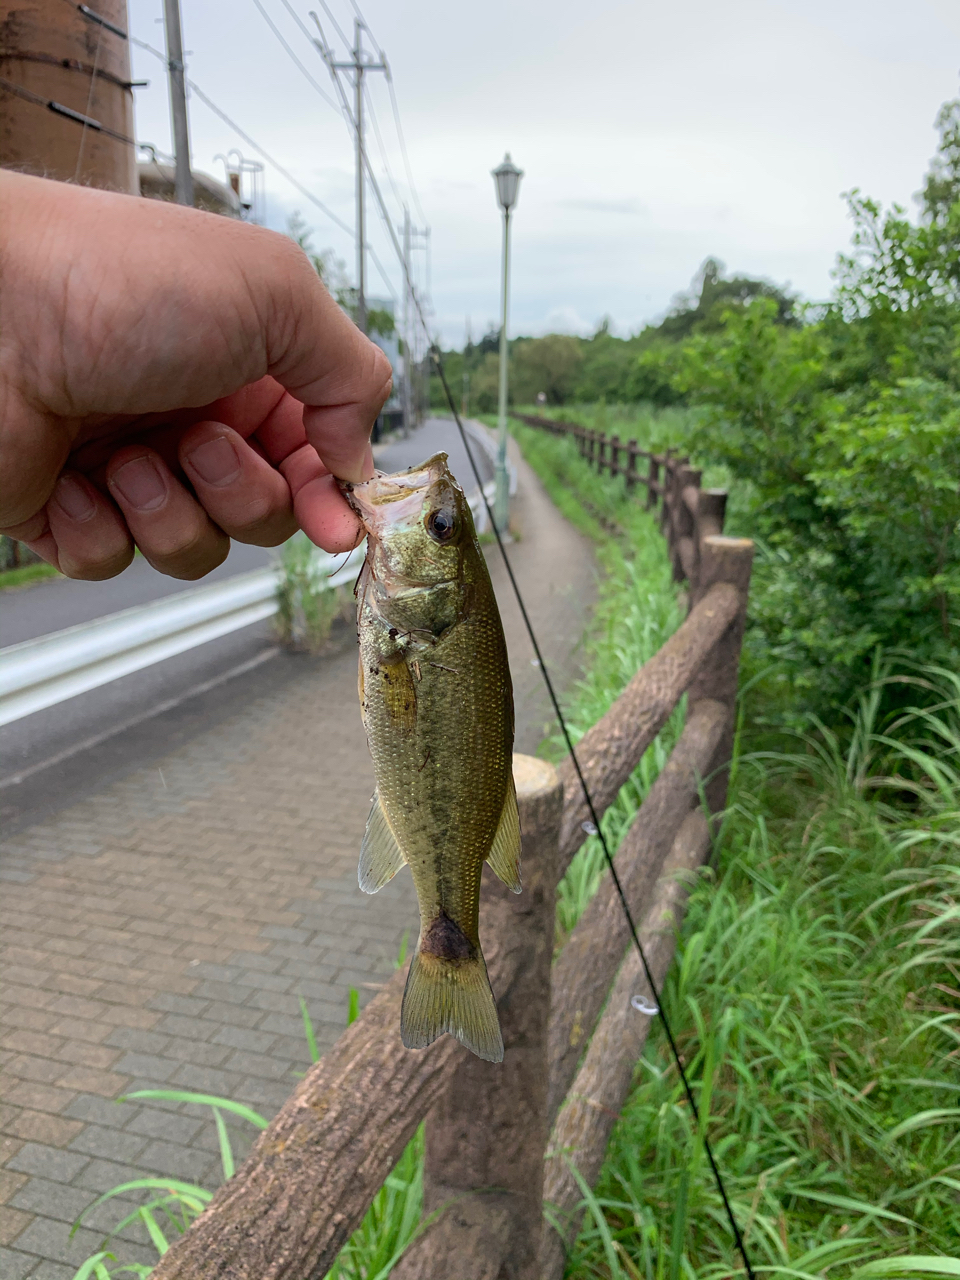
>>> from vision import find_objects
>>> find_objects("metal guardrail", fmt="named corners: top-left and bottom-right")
top-left (0, 459), bottom-right (503, 728)
top-left (0, 547), bottom-right (365, 728)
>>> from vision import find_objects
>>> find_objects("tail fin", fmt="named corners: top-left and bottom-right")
top-left (401, 950), bottom-right (503, 1063)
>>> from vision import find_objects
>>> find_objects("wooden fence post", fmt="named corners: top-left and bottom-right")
top-left (609, 433), bottom-right (621, 478)
top-left (625, 439), bottom-right (639, 491)
top-left (696, 488), bottom-right (727, 541)
top-left (646, 455), bottom-right (660, 511)
top-left (687, 535), bottom-right (754, 817)
top-left (673, 466), bottom-right (701, 588)
top-left (392, 755), bottom-right (563, 1280)
top-left (659, 454), bottom-right (675, 534)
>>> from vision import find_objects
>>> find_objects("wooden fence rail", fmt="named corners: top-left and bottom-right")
top-left (151, 415), bottom-right (754, 1280)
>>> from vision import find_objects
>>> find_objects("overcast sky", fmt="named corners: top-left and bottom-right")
top-left (128, 0), bottom-right (960, 346)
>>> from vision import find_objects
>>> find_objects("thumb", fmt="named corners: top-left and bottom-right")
top-left (251, 241), bottom-right (393, 482)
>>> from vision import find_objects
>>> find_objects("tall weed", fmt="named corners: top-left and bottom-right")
top-left (275, 532), bottom-right (347, 652)
top-left (509, 419), bottom-right (960, 1273)
top-left (565, 670), bottom-right (960, 1275)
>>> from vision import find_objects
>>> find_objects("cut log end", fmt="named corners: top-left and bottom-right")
top-left (513, 752), bottom-right (559, 802)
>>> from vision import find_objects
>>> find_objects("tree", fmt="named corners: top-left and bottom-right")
top-left (511, 334), bottom-right (584, 405)
top-left (654, 257), bottom-right (799, 340)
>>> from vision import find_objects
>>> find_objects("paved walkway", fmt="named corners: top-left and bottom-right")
top-left (0, 436), bottom-right (596, 1279)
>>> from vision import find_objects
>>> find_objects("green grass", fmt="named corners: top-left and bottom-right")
top-left (0, 560), bottom-right (59, 590)
top-left (71, 413), bottom-right (960, 1277)
top-left (513, 403), bottom-right (693, 454)
top-left (511, 425), bottom-right (960, 1275)
top-left (71, 987), bottom-right (426, 1279)
top-left (504, 419), bottom-right (686, 939)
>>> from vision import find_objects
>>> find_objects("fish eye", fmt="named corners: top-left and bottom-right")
top-left (426, 507), bottom-right (457, 543)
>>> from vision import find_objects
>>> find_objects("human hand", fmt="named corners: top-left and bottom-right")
top-left (0, 171), bottom-right (393, 581)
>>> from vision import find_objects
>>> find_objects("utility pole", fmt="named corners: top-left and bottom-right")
top-left (330, 20), bottom-right (385, 335)
top-left (162, 0), bottom-right (192, 206)
top-left (462, 316), bottom-right (472, 417)
top-left (401, 207), bottom-right (413, 436)
top-left (396, 210), bottom-right (431, 431)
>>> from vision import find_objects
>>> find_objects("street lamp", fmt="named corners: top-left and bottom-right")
top-left (492, 152), bottom-right (523, 535)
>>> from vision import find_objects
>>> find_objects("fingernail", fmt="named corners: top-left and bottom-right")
top-left (111, 456), bottom-right (167, 511)
top-left (53, 474), bottom-right (96, 522)
top-left (186, 435), bottom-right (241, 486)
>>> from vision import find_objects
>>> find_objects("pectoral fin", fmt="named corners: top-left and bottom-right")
top-left (486, 777), bottom-right (522, 893)
top-left (359, 793), bottom-right (406, 893)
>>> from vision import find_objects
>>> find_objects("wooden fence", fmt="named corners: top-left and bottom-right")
top-left (151, 415), bottom-right (754, 1280)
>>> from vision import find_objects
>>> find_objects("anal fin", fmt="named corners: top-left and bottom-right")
top-left (486, 776), bottom-right (522, 893)
top-left (359, 792), bottom-right (406, 894)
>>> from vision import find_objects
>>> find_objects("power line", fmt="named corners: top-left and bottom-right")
top-left (316, 0), bottom-right (350, 52)
top-left (363, 78), bottom-right (406, 225)
top-left (0, 75), bottom-right (136, 144)
top-left (311, 14), bottom-right (414, 299)
top-left (189, 78), bottom-right (356, 238)
top-left (384, 66), bottom-right (427, 227)
top-left (130, 34), bottom-right (355, 238)
top-left (248, 0), bottom-right (339, 111)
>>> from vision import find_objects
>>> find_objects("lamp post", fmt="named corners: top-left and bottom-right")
top-left (491, 153), bottom-right (523, 535)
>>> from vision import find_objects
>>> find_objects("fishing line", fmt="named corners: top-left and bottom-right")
top-left (332, 82), bottom-right (753, 1265)
top-left (428, 351), bottom-right (756, 1280)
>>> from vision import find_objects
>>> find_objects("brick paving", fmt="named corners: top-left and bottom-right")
top-left (0, 445), bottom-right (596, 1278)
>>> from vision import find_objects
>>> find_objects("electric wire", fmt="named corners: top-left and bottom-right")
top-left (129, 35), bottom-right (356, 240)
top-left (363, 78), bottom-right (406, 227)
top-left (316, 0), bottom-right (350, 51)
top-left (237, 0), bottom-right (397, 297)
top-left (384, 69), bottom-right (427, 228)
top-left (248, 0), bottom-right (339, 111)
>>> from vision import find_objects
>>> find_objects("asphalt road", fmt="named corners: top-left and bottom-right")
top-left (0, 541), bottom-right (275, 649)
top-left (0, 419), bottom-right (493, 829)
top-left (375, 416), bottom-right (495, 487)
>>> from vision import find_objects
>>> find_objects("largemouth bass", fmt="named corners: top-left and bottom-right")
top-left (341, 453), bottom-right (519, 1063)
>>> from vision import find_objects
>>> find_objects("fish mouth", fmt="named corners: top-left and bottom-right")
top-left (340, 453), bottom-right (454, 535)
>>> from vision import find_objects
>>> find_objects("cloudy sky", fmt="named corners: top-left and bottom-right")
top-left (128, 0), bottom-right (960, 346)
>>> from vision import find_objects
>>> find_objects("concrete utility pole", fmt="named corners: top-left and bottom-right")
top-left (0, 0), bottom-right (138, 192)
top-left (462, 316), bottom-right (472, 418)
top-left (331, 20), bottom-right (385, 335)
top-left (401, 207), bottom-right (413, 436)
top-left (162, 0), bottom-right (192, 206)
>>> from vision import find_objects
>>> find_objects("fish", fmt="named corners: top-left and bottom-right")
top-left (340, 452), bottom-right (520, 1063)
